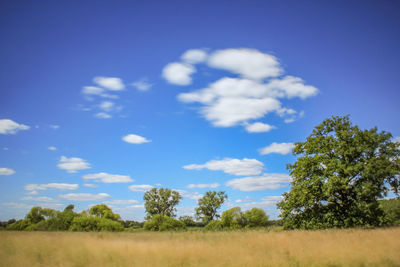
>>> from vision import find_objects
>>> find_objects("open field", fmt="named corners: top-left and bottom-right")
top-left (1, 228), bottom-right (399, 267)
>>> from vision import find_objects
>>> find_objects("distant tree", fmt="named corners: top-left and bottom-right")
top-left (25, 207), bottom-right (45, 224)
top-left (70, 216), bottom-right (123, 232)
top-left (278, 116), bottom-right (400, 229)
top-left (143, 214), bottom-right (186, 231)
top-left (195, 191), bottom-right (227, 224)
top-left (179, 216), bottom-right (197, 227)
top-left (204, 220), bottom-right (223, 231)
top-left (89, 204), bottom-right (120, 221)
top-left (143, 188), bottom-right (182, 219)
top-left (243, 208), bottom-right (269, 228)
top-left (221, 207), bottom-right (245, 229)
top-left (380, 197), bottom-right (400, 225)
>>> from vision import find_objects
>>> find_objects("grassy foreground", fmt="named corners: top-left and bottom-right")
top-left (1, 228), bottom-right (399, 267)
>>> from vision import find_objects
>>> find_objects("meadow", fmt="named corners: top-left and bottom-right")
top-left (1, 227), bottom-right (399, 267)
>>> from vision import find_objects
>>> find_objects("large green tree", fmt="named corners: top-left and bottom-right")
top-left (143, 188), bottom-right (182, 219)
top-left (195, 191), bottom-right (227, 223)
top-left (277, 116), bottom-right (400, 229)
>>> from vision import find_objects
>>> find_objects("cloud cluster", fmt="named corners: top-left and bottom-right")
top-left (57, 156), bottom-right (91, 173)
top-left (0, 168), bottom-right (15, 176)
top-left (162, 48), bottom-right (318, 130)
top-left (25, 183), bottom-right (79, 191)
top-left (59, 193), bottom-right (110, 201)
top-left (0, 119), bottom-right (30, 135)
top-left (183, 158), bottom-right (264, 176)
top-left (259, 142), bottom-right (294, 155)
top-left (225, 173), bottom-right (291, 191)
top-left (83, 172), bottom-right (133, 183)
top-left (122, 134), bottom-right (151, 144)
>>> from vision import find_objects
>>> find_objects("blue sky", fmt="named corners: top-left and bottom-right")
top-left (0, 0), bottom-right (399, 221)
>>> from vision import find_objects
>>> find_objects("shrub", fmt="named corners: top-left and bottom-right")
top-left (243, 208), bottom-right (269, 228)
top-left (69, 216), bottom-right (123, 232)
top-left (204, 220), bottom-right (224, 231)
top-left (144, 214), bottom-right (186, 231)
top-left (221, 207), bottom-right (245, 229)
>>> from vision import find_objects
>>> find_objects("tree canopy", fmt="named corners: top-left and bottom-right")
top-left (195, 191), bottom-right (227, 223)
top-left (277, 116), bottom-right (400, 229)
top-left (143, 188), bottom-right (182, 219)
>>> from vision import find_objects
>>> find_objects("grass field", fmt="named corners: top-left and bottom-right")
top-left (1, 228), bottom-right (399, 267)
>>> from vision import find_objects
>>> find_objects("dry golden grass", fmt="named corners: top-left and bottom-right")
top-left (0, 228), bottom-right (399, 267)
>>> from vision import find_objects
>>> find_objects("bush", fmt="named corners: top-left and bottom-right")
top-left (204, 220), bottom-right (224, 231)
top-left (380, 198), bottom-right (400, 225)
top-left (243, 208), bottom-right (269, 228)
top-left (144, 214), bottom-right (186, 231)
top-left (69, 216), bottom-right (123, 232)
top-left (179, 216), bottom-right (197, 227)
top-left (221, 207), bottom-right (245, 229)
top-left (7, 219), bottom-right (30, 231)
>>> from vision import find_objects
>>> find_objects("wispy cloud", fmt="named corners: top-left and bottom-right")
top-left (226, 173), bottom-right (291, 191)
top-left (25, 183), bottom-right (79, 191)
top-left (128, 184), bottom-right (154, 192)
top-left (0, 168), bottom-right (15, 176)
top-left (83, 172), bottom-right (134, 183)
top-left (21, 196), bottom-right (55, 202)
top-left (59, 193), bottom-right (110, 201)
top-left (48, 146), bottom-right (57, 151)
top-left (131, 78), bottom-right (153, 91)
top-left (183, 158), bottom-right (264, 176)
top-left (187, 183), bottom-right (220, 189)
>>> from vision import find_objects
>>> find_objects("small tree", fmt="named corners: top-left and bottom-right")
top-left (221, 207), bottom-right (245, 229)
top-left (278, 116), bottom-right (400, 229)
top-left (243, 208), bottom-right (269, 227)
top-left (89, 204), bottom-right (120, 221)
top-left (195, 191), bottom-right (227, 224)
top-left (143, 188), bottom-right (182, 219)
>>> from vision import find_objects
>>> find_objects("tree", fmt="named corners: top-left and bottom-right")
top-left (221, 207), bottom-right (245, 229)
top-left (143, 214), bottom-right (186, 231)
top-left (195, 191), bottom-right (227, 223)
top-left (277, 116), bottom-right (400, 229)
top-left (143, 188), bottom-right (182, 219)
top-left (379, 197), bottom-right (400, 225)
top-left (243, 208), bottom-right (269, 228)
top-left (89, 204), bottom-right (120, 221)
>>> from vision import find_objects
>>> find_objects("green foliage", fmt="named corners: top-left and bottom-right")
top-left (122, 220), bottom-right (144, 229)
top-left (195, 191), bottom-right (227, 224)
top-left (243, 208), bottom-right (269, 228)
top-left (7, 219), bottom-right (30, 230)
top-left (278, 116), bottom-right (400, 229)
top-left (179, 216), bottom-right (197, 227)
top-left (204, 220), bottom-right (224, 231)
top-left (380, 198), bottom-right (400, 225)
top-left (221, 207), bottom-right (245, 229)
top-left (143, 214), bottom-right (186, 231)
top-left (89, 204), bottom-right (121, 221)
top-left (70, 216), bottom-right (123, 232)
top-left (25, 207), bottom-right (45, 224)
top-left (144, 188), bottom-right (182, 219)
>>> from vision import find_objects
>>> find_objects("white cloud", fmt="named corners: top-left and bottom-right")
top-left (226, 173), bottom-right (291, 191)
top-left (208, 48), bottom-right (282, 80)
top-left (95, 112), bottom-right (112, 119)
top-left (181, 49), bottom-right (208, 64)
top-left (48, 146), bottom-right (57, 151)
top-left (183, 158), bottom-right (264, 176)
top-left (131, 78), bottom-right (153, 91)
top-left (82, 172), bottom-right (134, 183)
top-left (49, 125), bottom-right (60, 130)
top-left (26, 190), bottom-right (38, 195)
top-left (83, 183), bottom-right (98, 188)
top-left (259, 142), bottom-right (294, 155)
top-left (162, 62), bottom-right (195, 85)
top-left (21, 196), bottom-right (55, 202)
top-left (0, 119), bottom-right (30, 135)
top-left (239, 196), bottom-right (283, 209)
top-left (93, 76), bottom-right (125, 91)
top-left (57, 156), bottom-right (91, 173)
top-left (122, 134), bottom-right (151, 144)
top-left (82, 86), bottom-right (104, 95)
top-left (393, 136), bottom-right (400, 143)
top-left (176, 190), bottom-right (203, 200)
top-left (59, 193), bottom-right (110, 201)
top-left (104, 199), bottom-right (139, 205)
top-left (235, 196), bottom-right (252, 203)
top-left (128, 184), bottom-right (154, 192)
top-left (265, 76), bottom-right (318, 99)
top-left (25, 183), bottom-right (79, 191)
top-left (99, 101), bottom-right (115, 112)
top-left (244, 122), bottom-right (276, 133)
top-left (187, 183), bottom-right (220, 189)
top-left (0, 168), bottom-right (15, 176)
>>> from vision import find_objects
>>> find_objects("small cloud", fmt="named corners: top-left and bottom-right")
top-left (187, 183), bottom-right (220, 189)
top-left (104, 199), bottom-right (139, 205)
top-left (59, 193), bottom-right (110, 201)
top-left (26, 190), bottom-right (39, 195)
top-left (48, 146), bottom-right (57, 151)
top-left (95, 112), bottom-right (112, 119)
top-left (181, 49), bottom-right (208, 64)
top-left (175, 190), bottom-right (203, 200)
top-left (25, 183), bottom-right (79, 191)
top-left (93, 76), bottom-right (125, 91)
top-left (49, 125), bottom-right (60, 130)
top-left (83, 183), bottom-right (98, 188)
top-left (155, 183), bottom-right (162, 186)
top-left (131, 78), bottom-right (153, 91)
top-left (244, 122), bottom-right (276, 133)
top-left (235, 196), bottom-right (252, 203)
top-left (3, 147), bottom-right (9, 151)
top-left (259, 142), bottom-right (294, 155)
top-left (183, 158), bottom-right (264, 176)
top-left (0, 119), bottom-right (30, 135)
top-left (128, 184), bottom-right (154, 192)
top-left (82, 86), bottom-right (104, 95)
top-left (162, 62), bottom-right (195, 86)
top-left (99, 101), bottom-right (115, 112)
top-left (122, 134), bottom-right (151, 144)
top-left (0, 168), bottom-right (15, 176)
top-left (226, 173), bottom-right (291, 191)
top-left (21, 196), bottom-right (55, 202)
top-left (57, 156), bottom-right (91, 173)
top-left (82, 172), bottom-right (134, 183)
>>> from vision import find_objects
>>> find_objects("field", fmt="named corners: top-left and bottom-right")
top-left (1, 228), bottom-right (399, 267)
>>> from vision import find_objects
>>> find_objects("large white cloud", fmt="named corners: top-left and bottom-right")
top-left (208, 48), bottom-right (282, 80)
top-left (25, 183), bottom-right (79, 191)
top-left (93, 76), bottom-right (125, 91)
top-left (0, 168), bottom-right (15, 176)
top-left (162, 62), bottom-right (195, 85)
top-left (226, 173), bottom-right (291, 191)
top-left (122, 134), bottom-right (151, 144)
top-left (183, 158), bottom-right (264, 176)
top-left (59, 193), bottom-right (110, 201)
top-left (0, 119), bottom-right (30, 135)
top-left (259, 142), bottom-right (294, 155)
top-left (57, 156), bottom-right (91, 173)
top-left (128, 184), bottom-right (154, 192)
top-left (82, 172), bottom-right (133, 183)
top-left (181, 49), bottom-right (208, 64)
